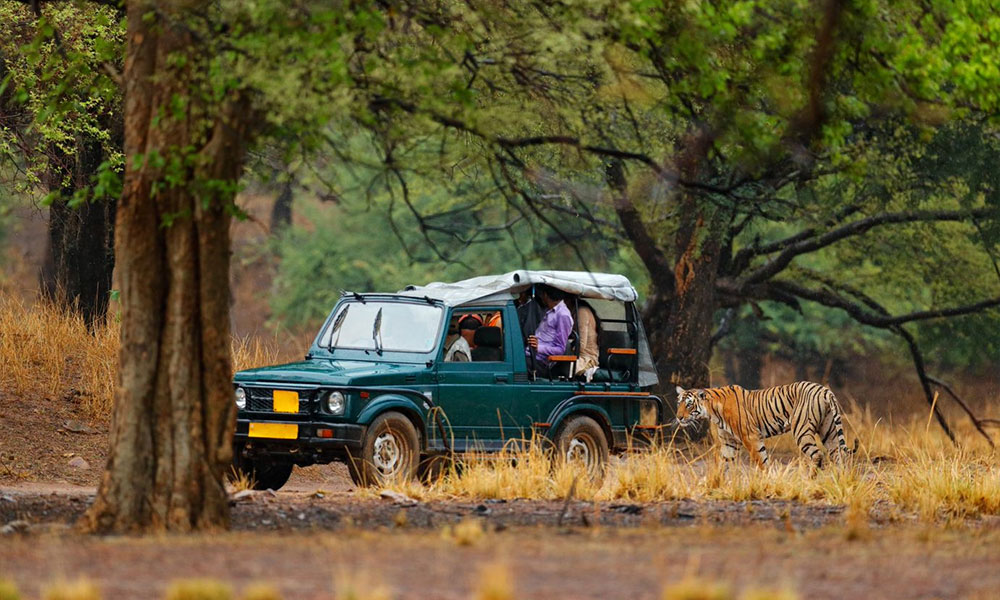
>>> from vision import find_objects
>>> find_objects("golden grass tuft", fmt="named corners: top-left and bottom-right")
top-left (164, 579), bottom-right (232, 600)
top-left (0, 580), bottom-right (20, 600)
top-left (42, 579), bottom-right (101, 600)
top-left (333, 572), bottom-right (391, 600)
top-left (474, 562), bottom-right (514, 600)
top-left (240, 583), bottom-right (283, 600)
top-left (662, 577), bottom-right (732, 600)
top-left (740, 588), bottom-right (800, 600)
top-left (444, 518), bottom-right (486, 546)
top-left (228, 466), bottom-right (256, 493)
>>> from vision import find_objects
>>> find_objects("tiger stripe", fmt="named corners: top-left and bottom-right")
top-left (675, 381), bottom-right (852, 468)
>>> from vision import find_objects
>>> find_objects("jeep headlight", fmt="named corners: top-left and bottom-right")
top-left (326, 391), bottom-right (346, 415)
top-left (235, 387), bottom-right (246, 410)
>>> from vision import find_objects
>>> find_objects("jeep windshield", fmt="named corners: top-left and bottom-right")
top-left (318, 300), bottom-right (443, 354)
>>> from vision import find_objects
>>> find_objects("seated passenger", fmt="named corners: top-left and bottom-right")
top-left (526, 285), bottom-right (573, 375)
top-left (574, 300), bottom-right (599, 376)
top-left (445, 314), bottom-right (481, 362)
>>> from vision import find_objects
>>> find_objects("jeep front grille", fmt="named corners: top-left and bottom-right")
top-left (246, 388), bottom-right (314, 413)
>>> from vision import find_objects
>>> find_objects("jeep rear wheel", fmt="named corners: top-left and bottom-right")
top-left (348, 411), bottom-right (420, 487)
top-left (554, 415), bottom-right (609, 481)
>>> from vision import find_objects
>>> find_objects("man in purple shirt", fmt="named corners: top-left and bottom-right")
top-left (526, 285), bottom-right (574, 375)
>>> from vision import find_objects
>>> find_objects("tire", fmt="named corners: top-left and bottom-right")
top-left (553, 415), bottom-right (609, 481)
top-left (347, 411), bottom-right (420, 487)
top-left (232, 452), bottom-right (294, 491)
top-left (417, 454), bottom-right (454, 484)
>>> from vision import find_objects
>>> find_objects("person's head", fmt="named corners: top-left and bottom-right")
top-left (458, 314), bottom-right (482, 344)
top-left (535, 284), bottom-right (564, 309)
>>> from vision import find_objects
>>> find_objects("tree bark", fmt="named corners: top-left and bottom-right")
top-left (654, 196), bottom-right (725, 391)
top-left (82, 1), bottom-right (251, 534)
top-left (40, 140), bottom-right (116, 328)
top-left (269, 177), bottom-right (293, 234)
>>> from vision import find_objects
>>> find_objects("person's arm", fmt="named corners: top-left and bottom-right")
top-left (576, 308), bottom-right (599, 369)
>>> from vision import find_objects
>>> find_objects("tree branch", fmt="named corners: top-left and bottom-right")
top-left (766, 279), bottom-right (1000, 445)
top-left (605, 160), bottom-right (675, 295)
top-left (741, 208), bottom-right (998, 285)
top-left (925, 375), bottom-right (995, 448)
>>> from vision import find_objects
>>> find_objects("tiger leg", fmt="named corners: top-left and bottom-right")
top-left (791, 404), bottom-right (826, 468)
top-left (717, 429), bottom-right (740, 463)
top-left (740, 432), bottom-right (768, 468)
top-left (824, 410), bottom-right (850, 465)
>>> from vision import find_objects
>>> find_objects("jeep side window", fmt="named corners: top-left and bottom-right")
top-left (443, 310), bottom-right (504, 362)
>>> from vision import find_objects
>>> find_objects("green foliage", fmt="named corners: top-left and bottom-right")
top-left (0, 1), bottom-right (124, 203)
top-left (270, 133), bottom-right (648, 327)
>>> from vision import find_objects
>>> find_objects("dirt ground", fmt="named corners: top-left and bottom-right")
top-left (2, 480), bottom-right (1000, 600)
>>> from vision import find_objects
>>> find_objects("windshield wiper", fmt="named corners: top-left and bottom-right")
top-left (327, 305), bottom-right (349, 351)
top-left (372, 306), bottom-right (383, 355)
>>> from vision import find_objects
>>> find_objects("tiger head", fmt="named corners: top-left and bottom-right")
top-left (675, 386), bottom-right (708, 423)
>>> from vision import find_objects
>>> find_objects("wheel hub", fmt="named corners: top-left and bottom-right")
top-left (566, 434), bottom-right (593, 466)
top-left (373, 431), bottom-right (401, 474)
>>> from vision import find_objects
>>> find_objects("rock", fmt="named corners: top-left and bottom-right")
top-left (68, 457), bottom-right (90, 470)
top-left (1, 520), bottom-right (30, 535)
top-left (379, 490), bottom-right (418, 506)
top-left (62, 420), bottom-right (98, 435)
top-left (230, 490), bottom-right (256, 503)
top-left (1, 495), bottom-right (15, 504)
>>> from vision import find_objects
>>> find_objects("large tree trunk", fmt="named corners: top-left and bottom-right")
top-left (40, 140), bottom-right (116, 328)
top-left (82, 1), bottom-right (251, 534)
top-left (655, 197), bottom-right (725, 391)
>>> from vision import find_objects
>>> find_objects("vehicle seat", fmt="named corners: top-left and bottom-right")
top-left (471, 326), bottom-right (503, 361)
top-left (592, 329), bottom-right (633, 382)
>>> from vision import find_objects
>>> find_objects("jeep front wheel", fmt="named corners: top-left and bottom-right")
top-left (348, 411), bottom-right (420, 487)
top-left (232, 453), bottom-right (294, 491)
top-left (554, 415), bottom-right (609, 481)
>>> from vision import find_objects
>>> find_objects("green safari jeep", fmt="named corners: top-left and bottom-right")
top-left (232, 270), bottom-right (665, 489)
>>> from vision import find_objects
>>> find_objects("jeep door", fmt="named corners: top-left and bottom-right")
top-left (432, 306), bottom-right (513, 451)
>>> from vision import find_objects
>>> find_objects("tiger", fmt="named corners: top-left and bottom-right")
top-left (673, 381), bottom-right (852, 468)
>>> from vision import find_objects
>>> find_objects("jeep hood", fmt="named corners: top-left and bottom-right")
top-left (234, 359), bottom-right (424, 387)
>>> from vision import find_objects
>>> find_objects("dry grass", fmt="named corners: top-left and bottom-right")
top-left (0, 297), bottom-right (118, 418)
top-left (164, 579), bottom-right (232, 600)
top-left (474, 563), bottom-right (514, 600)
top-left (228, 466), bottom-right (257, 492)
top-left (42, 579), bottom-right (101, 600)
top-left (240, 584), bottom-right (283, 600)
top-left (662, 577), bottom-right (732, 600)
top-left (0, 580), bottom-right (19, 600)
top-left (381, 409), bottom-right (999, 523)
top-left (0, 297), bottom-right (293, 420)
top-left (333, 572), bottom-right (391, 600)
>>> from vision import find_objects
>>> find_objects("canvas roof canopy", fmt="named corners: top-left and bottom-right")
top-left (398, 270), bottom-right (637, 306)
top-left (399, 270), bottom-right (658, 388)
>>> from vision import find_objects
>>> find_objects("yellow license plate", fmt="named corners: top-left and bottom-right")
top-left (272, 390), bottom-right (299, 413)
top-left (248, 422), bottom-right (299, 439)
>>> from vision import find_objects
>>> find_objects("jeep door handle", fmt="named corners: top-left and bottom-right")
top-left (494, 374), bottom-right (509, 383)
